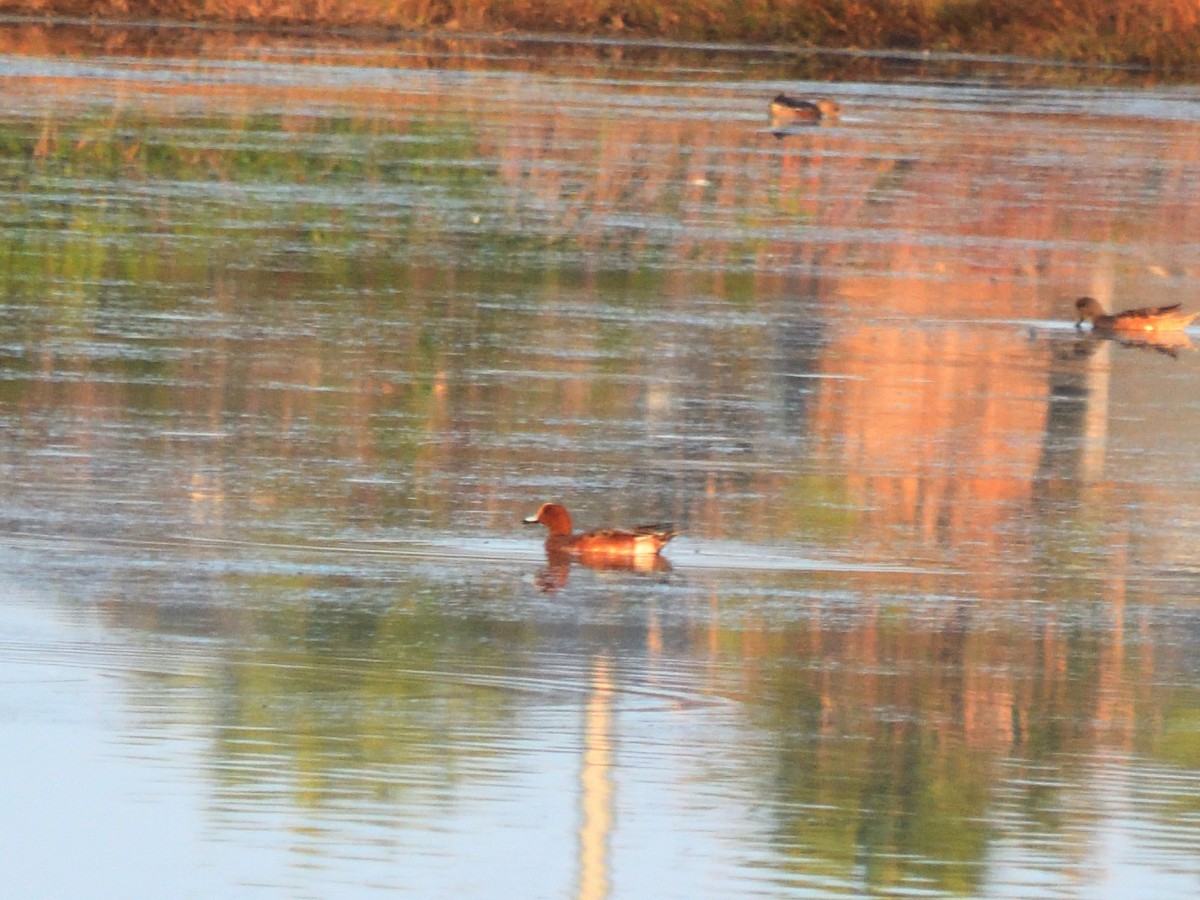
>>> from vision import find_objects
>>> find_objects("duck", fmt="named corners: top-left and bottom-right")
top-left (1075, 296), bottom-right (1200, 332)
top-left (769, 94), bottom-right (841, 123)
top-left (523, 502), bottom-right (678, 558)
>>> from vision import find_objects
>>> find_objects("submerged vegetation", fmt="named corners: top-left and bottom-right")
top-left (4, 0), bottom-right (1200, 69)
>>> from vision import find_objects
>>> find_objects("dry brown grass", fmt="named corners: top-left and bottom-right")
top-left (2, 0), bottom-right (1200, 68)
top-left (935, 0), bottom-right (1200, 67)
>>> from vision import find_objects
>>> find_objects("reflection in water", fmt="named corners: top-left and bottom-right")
top-left (0, 22), bottom-right (1199, 900)
top-left (1080, 332), bottom-right (1111, 485)
top-left (1081, 328), bottom-right (1196, 359)
top-left (535, 550), bottom-right (673, 593)
top-left (1039, 336), bottom-right (1100, 488)
top-left (809, 320), bottom-right (1052, 565)
top-left (578, 655), bottom-right (614, 900)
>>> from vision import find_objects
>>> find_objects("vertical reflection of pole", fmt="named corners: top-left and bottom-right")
top-left (1097, 544), bottom-right (1129, 742)
top-left (577, 654), bottom-right (614, 900)
top-left (1081, 340), bottom-right (1111, 480)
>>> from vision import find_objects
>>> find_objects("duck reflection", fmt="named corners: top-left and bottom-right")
top-left (535, 549), bottom-right (673, 593)
top-left (1075, 327), bottom-right (1195, 359)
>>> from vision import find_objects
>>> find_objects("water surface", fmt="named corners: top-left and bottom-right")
top-left (1, 22), bottom-right (1199, 899)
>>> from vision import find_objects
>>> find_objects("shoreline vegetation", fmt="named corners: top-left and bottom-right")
top-left (1, 1), bottom-right (1199, 71)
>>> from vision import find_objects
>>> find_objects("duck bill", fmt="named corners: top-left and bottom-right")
top-left (522, 514), bottom-right (540, 525)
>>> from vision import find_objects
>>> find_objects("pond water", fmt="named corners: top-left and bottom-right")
top-left (1, 21), bottom-right (1200, 899)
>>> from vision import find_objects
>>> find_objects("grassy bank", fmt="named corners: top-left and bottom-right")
top-left (2, 0), bottom-right (1200, 70)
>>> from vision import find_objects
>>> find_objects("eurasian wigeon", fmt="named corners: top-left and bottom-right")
top-left (1075, 296), bottom-right (1200, 332)
top-left (769, 94), bottom-right (841, 124)
top-left (522, 502), bottom-right (678, 558)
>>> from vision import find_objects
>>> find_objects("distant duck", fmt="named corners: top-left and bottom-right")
top-left (1074, 296), bottom-right (1200, 332)
top-left (770, 94), bottom-right (841, 123)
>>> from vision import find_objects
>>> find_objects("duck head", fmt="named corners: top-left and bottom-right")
top-left (523, 502), bottom-right (573, 537)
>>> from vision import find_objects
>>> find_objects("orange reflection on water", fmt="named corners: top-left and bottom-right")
top-left (577, 655), bottom-right (614, 900)
top-left (811, 320), bottom-right (1051, 555)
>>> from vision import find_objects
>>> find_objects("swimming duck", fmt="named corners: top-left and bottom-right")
top-left (770, 94), bottom-right (841, 123)
top-left (1075, 296), bottom-right (1200, 332)
top-left (523, 503), bottom-right (678, 558)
